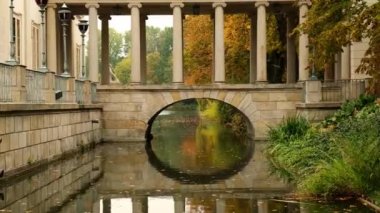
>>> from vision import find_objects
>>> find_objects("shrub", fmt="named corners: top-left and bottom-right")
top-left (266, 96), bottom-right (380, 198)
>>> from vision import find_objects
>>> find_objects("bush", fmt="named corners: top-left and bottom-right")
top-left (266, 95), bottom-right (380, 198)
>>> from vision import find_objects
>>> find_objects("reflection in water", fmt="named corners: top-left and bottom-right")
top-left (0, 143), bottom-right (373, 212)
top-left (147, 99), bottom-right (253, 183)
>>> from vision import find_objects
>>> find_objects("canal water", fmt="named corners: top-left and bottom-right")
top-left (0, 99), bottom-right (374, 212)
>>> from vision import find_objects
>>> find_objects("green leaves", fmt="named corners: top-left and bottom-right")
top-left (300, 0), bottom-right (380, 84)
top-left (266, 96), bottom-right (380, 197)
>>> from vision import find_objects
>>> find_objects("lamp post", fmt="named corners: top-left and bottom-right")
top-left (310, 45), bottom-right (318, 80)
top-left (58, 3), bottom-right (71, 77)
top-left (6, 0), bottom-right (17, 65)
top-left (78, 20), bottom-right (88, 79)
top-left (35, 0), bottom-right (49, 72)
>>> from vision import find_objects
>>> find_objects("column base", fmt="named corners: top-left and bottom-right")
top-left (6, 59), bottom-right (18, 66)
top-left (129, 82), bottom-right (142, 85)
top-left (213, 81), bottom-right (225, 84)
top-left (255, 81), bottom-right (267, 84)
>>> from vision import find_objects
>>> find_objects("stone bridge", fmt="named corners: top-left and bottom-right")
top-left (97, 84), bottom-right (309, 142)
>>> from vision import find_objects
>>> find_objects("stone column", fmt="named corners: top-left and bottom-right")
top-left (286, 14), bottom-right (297, 83)
top-left (334, 53), bottom-right (342, 81)
top-left (341, 45), bottom-right (351, 80)
top-left (298, 1), bottom-right (311, 81)
top-left (255, 1), bottom-right (269, 83)
top-left (174, 195), bottom-right (185, 213)
top-left (132, 196), bottom-right (148, 213)
top-left (211, 14), bottom-right (215, 82)
top-left (102, 199), bottom-right (111, 213)
top-left (129, 3), bottom-right (142, 84)
top-left (171, 3), bottom-right (184, 84)
top-left (216, 198), bottom-right (226, 213)
top-left (250, 14), bottom-right (257, 83)
top-left (213, 2), bottom-right (226, 83)
top-left (86, 3), bottom-right (100, 82)
top-left (46, 4), bottom-right (57, 73)
top-left (257, 200), bottom-right (268, 213)
top-left (100, 15), bottom-right (111, 85)
top-left (140, 14), bottom-right (147, 84)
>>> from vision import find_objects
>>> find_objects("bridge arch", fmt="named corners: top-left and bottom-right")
top-left (145, 97), bottom-right (254, 140)
top-left (143, 91), bottom-right (256, 140)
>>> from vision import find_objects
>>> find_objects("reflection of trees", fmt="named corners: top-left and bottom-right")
top-left (186, 198), bottom-right (215, 213)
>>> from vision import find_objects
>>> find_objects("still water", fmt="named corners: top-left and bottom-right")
top-left (0, 143), bottom-right (373, 212)
top-left (0, 99), bottom-right (374, 212)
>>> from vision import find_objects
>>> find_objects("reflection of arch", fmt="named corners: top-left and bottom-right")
top-left (145, 98), bottom-right (255, 141)
top-left (145, 137), bottom-right (254, 184)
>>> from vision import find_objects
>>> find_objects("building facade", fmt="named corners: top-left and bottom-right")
top-left (0, 0), bottom-right (373, 82)
top-left (0, 0), bottom-right (82, 77)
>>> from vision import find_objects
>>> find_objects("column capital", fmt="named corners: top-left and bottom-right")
top-left (85, 3), bottom-right (99, 9)
top-left (170, 2), bottom-right (184, 8)
top-left (212, 2), bottom-right (226, 8)
top-left (128, 3), bottom-right (142, 9)
top-left (46, 3), bottom-right (57, 9)
top-left (298, 0), bottom-right (311, 7)
top-left (255, 1), bottom-right (269, 8)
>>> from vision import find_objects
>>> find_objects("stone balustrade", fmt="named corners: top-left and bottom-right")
top-left (0, 63), bottom-right (97, 105)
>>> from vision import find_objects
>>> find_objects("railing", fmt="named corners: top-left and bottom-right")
top-left (25, 69), bottom-right (45, 103)
top-left (322, 79), bottom-right (367, 102)
top-left (91, 83), bottom-right (97, 103)
top-left (0, 63), bottom-right (98, 104)
top-left (55, 76), bottom-right (69, 103)
top-left (75, 80), bottom-right (85, 104)
top-left (0, 64), bottom-right (14, 102)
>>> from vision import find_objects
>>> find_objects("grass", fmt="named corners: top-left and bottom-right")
top-left (265, 95), bottom-right (380, 199)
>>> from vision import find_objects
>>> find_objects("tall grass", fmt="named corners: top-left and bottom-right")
top-left (266, 95), bottom-right (380, 198)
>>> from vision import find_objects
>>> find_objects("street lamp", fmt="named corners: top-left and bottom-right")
top-left (78, 20), bottom-right (89, 79)
top-left (310, 45), bottom-right (318, 80)
top-left (58, 3), bottom-right (71, 77)
top-left (35, 0), bottom-right (49, 72)
top-left (6, 0), bottom-right (17, 65)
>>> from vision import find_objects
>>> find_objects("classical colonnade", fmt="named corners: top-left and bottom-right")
top-left (46, 0), bottom-right (351, 85)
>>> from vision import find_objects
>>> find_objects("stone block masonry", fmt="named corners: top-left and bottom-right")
top-left (0, 104), bottom-right (102, 176)
top-left (97, 84), bottom-right (305, 142)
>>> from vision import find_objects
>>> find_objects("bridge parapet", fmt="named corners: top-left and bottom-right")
top-left (97, 84), bottom-right (304, 141)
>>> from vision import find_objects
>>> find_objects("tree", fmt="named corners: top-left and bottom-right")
top-left (184, 15), bottom-right (213, 85)
top-left (114, 57), bottom-right (131, 84)
top-left (354, 2), bottom-right (380, 89)
top-left (299, 0), bottom-right (380, 91)
top-left (109, 28), bottom-right (126, 69)
top-left (96, 28), bottom-right (125, 70)
top-left (225, 14), bottom-right (250, 83)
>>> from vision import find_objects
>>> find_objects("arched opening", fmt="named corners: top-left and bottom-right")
top-left (145, 98), bottom-right (254, 183)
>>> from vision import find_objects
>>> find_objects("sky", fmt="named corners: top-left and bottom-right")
top-left (108, 15), bottom-right (173, 32)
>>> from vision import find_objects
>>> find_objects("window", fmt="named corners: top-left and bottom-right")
top-left (32, 23), bottom-right (40, 69)
top-left (12, 16), bottom-right (21, 63)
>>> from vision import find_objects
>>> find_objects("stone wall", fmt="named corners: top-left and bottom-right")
top-left (0, 105), bottom-right (102, 176)
top-left (97, 84), bottom-right (305, 142)
top-left (0, 150), bottom-right (102, 212)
